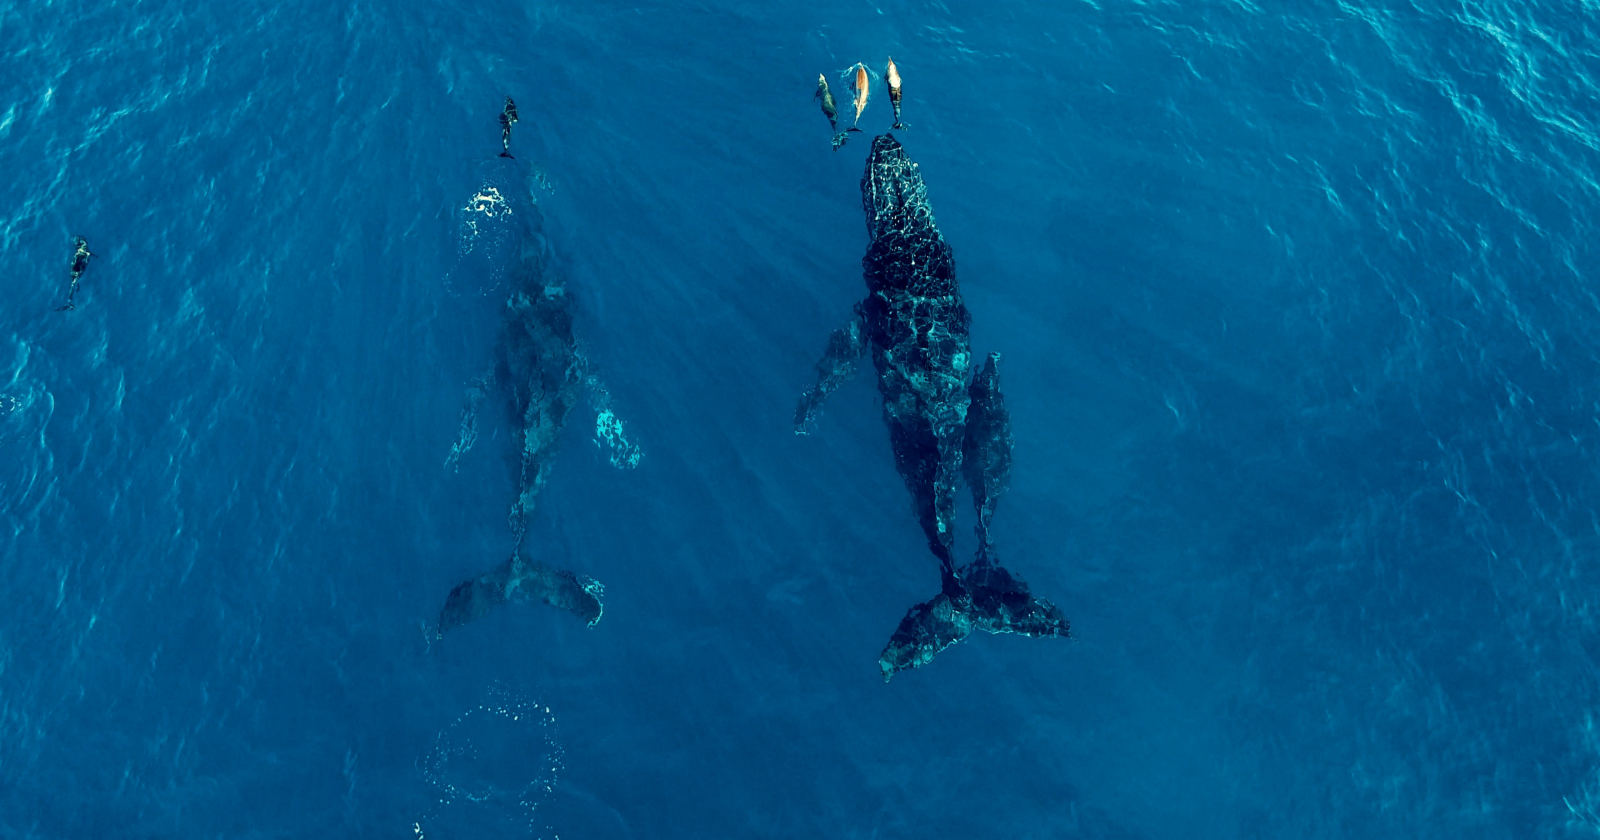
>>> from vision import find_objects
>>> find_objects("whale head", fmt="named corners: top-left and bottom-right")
top-left (860, 134), bottom-right (957, 298)
top-left (861, 134), bottom-right (936, 243)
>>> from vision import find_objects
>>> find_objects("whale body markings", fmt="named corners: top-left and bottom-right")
top-left (797, 134), bottom-right (1069, 680)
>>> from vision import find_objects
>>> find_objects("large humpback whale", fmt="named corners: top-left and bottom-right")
top-left (797, 134), bottom-right (1069, 680)
top-left (437, 114), bottom-right (640, 638)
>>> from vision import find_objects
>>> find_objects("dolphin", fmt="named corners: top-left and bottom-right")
top-left (815, 73), bottom-right (850, 151)
top-left (437, 111), bottom-right (641, 638)
top-left (845, 63), bottom-right (871, 131)
top-left (796, 134), bottom-right (1069, 680)
top-left (885, 57), bottom-right (907, 131)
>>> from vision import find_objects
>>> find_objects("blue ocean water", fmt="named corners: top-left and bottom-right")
top-left (5, 0), bottom-right (1600, 836)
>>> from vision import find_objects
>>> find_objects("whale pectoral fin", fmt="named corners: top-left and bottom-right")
top-left (962, 353), bottom-right (1013, 559)
top-left (795, 307), bottom-right (868, 434)
top-left (592, 405), bottom-right (641, 469)
top-left (444, 373), bottom-right (492, 473)
top-left (437, 556), bottom-right (605, 637)
top-left (583, 374), bottom-right (642, 469)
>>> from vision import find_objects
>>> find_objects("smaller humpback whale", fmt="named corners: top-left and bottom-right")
top-left (498, 96), bottom-right (519, 158)
top-left (815, 73), bottom-right (851, 151)
top-left (797, 134), bottom-right (1068, 680)
top-left (55, 235), bottom-right (94, 312)
top-left (436, 108), bottom-right (641, 638)
top-left (846, 63), bottom-right (871, 133)
top-left (885, 57), bottom-right (907, 130)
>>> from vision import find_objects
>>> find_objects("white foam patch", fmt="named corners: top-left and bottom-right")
top-left (459, 186), bottom-right (513, 250)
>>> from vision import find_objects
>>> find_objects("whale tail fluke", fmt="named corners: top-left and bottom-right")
top-left (878, 561), bottom-right (1068, 681)
top-left (879, 592), bottom-right (971, 679)
top-left (499, 151), bottom-right (514, 159)
top-left (874, 350), bottom-right (1068, 680)
top-left (960, 560), bottom-right (1071, 638)
top-left (437, 555), bottom-right (604, 638)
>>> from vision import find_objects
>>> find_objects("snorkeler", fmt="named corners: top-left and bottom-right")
top-left (56, 235), bottom-right (94, 312)
top-left (498, 96), bottom-right (519, 158)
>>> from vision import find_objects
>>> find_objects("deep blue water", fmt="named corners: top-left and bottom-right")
top-left (6, 0), bottom-right (1600, 837)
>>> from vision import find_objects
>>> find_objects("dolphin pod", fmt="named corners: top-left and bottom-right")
top-left (797, 134), bottom-right (1069, 680)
